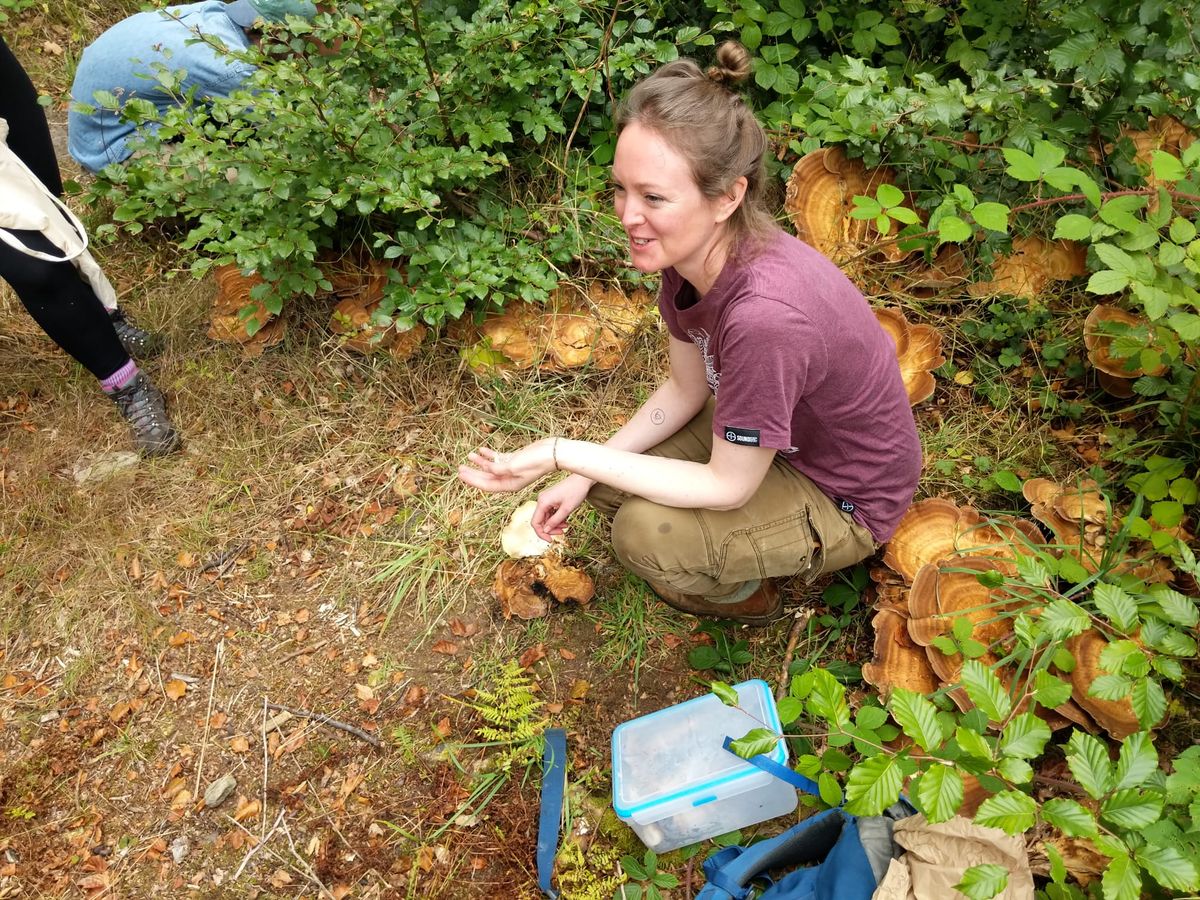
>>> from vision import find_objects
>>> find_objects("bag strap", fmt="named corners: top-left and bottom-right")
top-left (0, 126), bottom-right (90, 263)
top-left (722, 736), bottom-right (821, 797)
top-left (537, 727), bottom-right (568, 899)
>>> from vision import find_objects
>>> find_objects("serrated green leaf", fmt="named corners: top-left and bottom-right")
top-left (954, 863), bottom-right (1009, 899)
top-left (1114, 733), bottom-right (1159, 790)
top-left (916, 764), bottom-right (964, 823)
top-left (1053, 214), bottom-right (1094, 240)
top-left (728, 727), bottom-right (780, 759)
top-left (1130, 679), bottom-right (1166, 729)
top-left (1000, 712), bottom-right (1051, 759)
top-left (1169, 217), bottom-right (1197, 243)
top-left (1067, 731), bottom-right (1114, 799)
top-left (1047, 843), bottom-right (1068, 884)
top-left (856, 705), bottom-right (889, 731)
top-left (998, 757), bottom-right (1034, 784)
top-left (1034, 671), bottom-right (1074, 709)
top-left (1102, 853), bottom-right (1142, 900)
top-left (1087, 270), bottom-right (1130, 294)
top-left (711, 681), bottom-right (739, 706)
top-left (844, 755), bottom-right (905, 816)
top-left (1092, 583), bottom-right (1138, 632)
top-left (821, 748), bottom-right (854, 772)
top-left (1043, 798), bottom-right (1099, 837)
top-left (938, 215), bottom-right (972, 243)
top-left (971, 202), bottom-right (1010, 233)
top-left (1042, 600), bottom-right (1091, 639)
top-left (818, 772), bottom-right (843, 807)
top-left (621, 854), bottom-right (648, 880)
top-left (808, 669), bottom-right (851, 727)
top-left (1151, 588), bottom-right (1199, 627)
top-left (1151, 150), bottom-right (1186, 182)
top-left (889, 688), bottom-right (944, 752)
top-left (1002, 147), bottom-right (1040, 181)
top-left (956, 725), bottom-right (994, 760)
top-left (1101, 788), bottom-right (1163, 829)
top-left (1136, 844), bottom-right (1200, 891)
top-left (974, 789), bottom-right (1037, 834)
top-left (960, 659), bottom-right (1013, 723)
top-left (777, 696), bottom-right (803, 724)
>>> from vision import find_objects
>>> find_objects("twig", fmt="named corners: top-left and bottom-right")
top-left (193, 640), bottom-right (225, 800)
top-left (279, 638), bottom-right (332, 664)
top-left (233, 807), bottom-right (285, 880)
top-left (260, 697), bottom-right (270, 836)
top-left (265, 701), bottom-right (384, 750)
top-left (775, 610), bottom-right (811, 700)
top-left (201, 542), bottom-right (248, 576)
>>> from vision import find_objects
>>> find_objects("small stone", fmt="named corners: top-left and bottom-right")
top-left (72, 451), bottom-right (139, 485)
top-left (170, 835), bottom-right (190, 864)
top-left (204, 773), bottom-right (238, 809)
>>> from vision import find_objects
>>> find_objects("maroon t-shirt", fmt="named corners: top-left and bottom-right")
top-left (658, 230), bottom-right (921, 541)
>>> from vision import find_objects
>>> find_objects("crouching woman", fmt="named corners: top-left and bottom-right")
top-left (459, 43), bottom-right (921, 625)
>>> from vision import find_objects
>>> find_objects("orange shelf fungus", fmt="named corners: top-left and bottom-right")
top-left (874, 308), bottom-right (946, 405)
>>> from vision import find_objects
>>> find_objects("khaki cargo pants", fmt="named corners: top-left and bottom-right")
top-left (587, 399), bottom-right (877, 602)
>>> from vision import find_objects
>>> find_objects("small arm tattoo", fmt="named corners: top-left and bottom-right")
top-left (650, 408), bottom-right (666, 425)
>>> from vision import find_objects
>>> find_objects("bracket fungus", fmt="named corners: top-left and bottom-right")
top-left (874, 308), bottom-right (946, 405)
top-left (323, 257), bottom-right (428, 361)
top-left (501, 499), bottom-right (553, 559)
top-left (209, 265), bottom-right (285, 355)
top-left (883, 498), bottom-right (1043, 584)
top-left (784, 146), bottom-right (915, 269)
top-left (458, 284), bottom-right (653, 372)
top-left (968, 236), bottom-right (1086, 301)
top-left (862, 607), bottom-right (940, 697)
top-left (1064, 630), bottom-right (1139, 739)
top-left (493, 556), bottom-right (595, 621)
top-left (1022, 478), bottom-right (1111, 572)
top-left (1084, 305), bottom-right (1167, 397)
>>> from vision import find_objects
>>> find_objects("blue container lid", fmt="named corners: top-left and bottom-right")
top-left (611, 679), bottom-right (787, 819)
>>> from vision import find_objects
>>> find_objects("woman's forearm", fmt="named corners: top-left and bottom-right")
top-left (599, 375), bottom-right (709, 456)
top-left (555, 438), bottom-right (746, 510)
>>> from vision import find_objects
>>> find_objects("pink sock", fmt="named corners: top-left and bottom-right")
top-left (100, 360), bottom-right (138, 393)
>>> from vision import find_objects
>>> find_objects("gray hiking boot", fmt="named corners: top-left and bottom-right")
top-left (109, 373), bottom-right (182, 457)
top-left (110, 308), bottom-right (163, 360)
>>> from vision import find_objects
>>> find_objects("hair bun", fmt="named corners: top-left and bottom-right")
top-left (706, 41), bottom-right (752, 86)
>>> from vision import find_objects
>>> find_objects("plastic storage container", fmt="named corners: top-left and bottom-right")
top-left (611, 679), bottom-right (797, 852)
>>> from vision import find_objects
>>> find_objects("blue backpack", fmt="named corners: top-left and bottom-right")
top-left (694, 737), bottom-right (916, 900)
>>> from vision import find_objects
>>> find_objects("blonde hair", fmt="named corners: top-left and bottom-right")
top-left (615, 42), bottom-right (776, 257)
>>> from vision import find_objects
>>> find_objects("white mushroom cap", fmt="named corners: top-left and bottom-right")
top-left (501, 499), bottom-right (552, 559)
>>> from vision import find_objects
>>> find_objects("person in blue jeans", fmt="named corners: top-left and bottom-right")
top-left (1, 36), bottom-right (180, 456)
top-left (68, 0), bottom-right (318, 172)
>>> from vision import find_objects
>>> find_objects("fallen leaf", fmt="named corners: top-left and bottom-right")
top-left (208, 710), bottom-right (228, 729)
top-left (268, 868), bottom-right (294, 888)
top-left (233, 797), bottom-right (260, 822)
top-left (168, 631), bottom-right (195, 647)
top-left (434, 717), bottom-right (451, 738)
top-left (558, 648), bottom-right (576, 660)
top-left (355, 683), bottom-right (375, 701)
top-left (229, 735), bottom-right (250, 753)
top-left (416, 846), bottom-right (435, 872)
top-left (164, 680), bottom-right (187, 701)
top-left (471, 857), bottom-right (487, 871)
top-left (518, 644), bottom-right (546, 669)
top-left (449, 617), bottom-right (478, 638)
top-left (431, 640), bottom-right (459, 656)
top-left (570, 679), bottom-right (591, 700)
top-left (110, 700), bottom-right (134, 723)
top-left (403, 685), bottom-right (426, 706)
top-left (546, 702), bottom-right (564, 714)
top-left (176, 551), bottom-right (197, 569)
top-left (42, 40), bottom-right (64, 56)
top-left (294, 608), bottom-right (311, 624)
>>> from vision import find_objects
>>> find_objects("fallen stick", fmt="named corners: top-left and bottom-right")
top-left (775, 610), bottom-right (810, 701)
top-left (265, 701), bottom-right (383, 750)
top-left (278, 638), bottom-right (331, 664)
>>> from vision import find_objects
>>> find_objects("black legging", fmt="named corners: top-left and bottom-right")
top-left (1, 36), bottom-right (129, 381)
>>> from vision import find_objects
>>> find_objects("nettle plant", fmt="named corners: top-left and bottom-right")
top-left (85, 0), bottom-right (711, 327)
top-left (722, 495), bottom-right (1200, 899)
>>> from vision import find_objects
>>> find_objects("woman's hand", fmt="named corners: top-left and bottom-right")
top-left (457, 438), bottom-right (556, 493)
top-left (532, 474), bottom-right (594, 540)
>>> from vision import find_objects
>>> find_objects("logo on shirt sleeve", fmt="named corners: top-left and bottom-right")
top-left (722, 426), bottom-right (761, 447)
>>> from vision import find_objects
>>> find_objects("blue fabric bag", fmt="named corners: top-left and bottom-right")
top-left (695, 738), bottom-right (915, 900)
